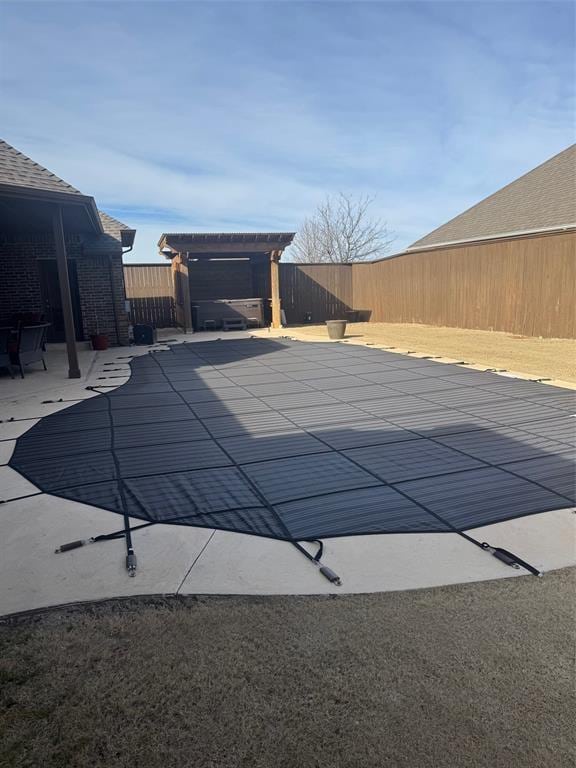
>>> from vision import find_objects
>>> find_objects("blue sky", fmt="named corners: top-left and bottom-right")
top-left (0, 1), bottom-right (573, 261)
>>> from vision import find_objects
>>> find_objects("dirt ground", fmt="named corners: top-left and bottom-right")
top-left (281, 323), bottom-right (576, 385)
top-left (1, 569), bottom-right (574, 768)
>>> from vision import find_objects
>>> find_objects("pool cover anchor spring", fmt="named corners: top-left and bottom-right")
top-left (479, 542), bottom-right (543, 577)
top-left (292, 540), bottom-right (342, 586)
top-left (446, 527), bottom-right (543, 577)
top-left (121, 515), bottom-right (137, 577)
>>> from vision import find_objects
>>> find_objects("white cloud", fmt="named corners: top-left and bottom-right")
top-left (0, 1), bottom-right (573, 261)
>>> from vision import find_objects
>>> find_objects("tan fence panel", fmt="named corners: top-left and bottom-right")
top-left (352, 232), bottom-right (575, 339)
top-left (124, 265), bottom-right (176, 327)
top-left (280, 264), bottom-right (354, 324)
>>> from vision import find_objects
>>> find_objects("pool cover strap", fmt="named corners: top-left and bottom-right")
top-left (55, 521), bottom-right (155, 553)
top-left (457, 531), bottom-right (542, 576)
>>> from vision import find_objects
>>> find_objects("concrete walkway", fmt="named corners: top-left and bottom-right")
top-left (0, 330), bottom-right (574, 616)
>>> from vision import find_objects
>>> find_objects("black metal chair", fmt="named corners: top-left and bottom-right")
top-left (0, 326), bottom-right (15, 379)
top-left (10, 324), bottom-right (50, 379)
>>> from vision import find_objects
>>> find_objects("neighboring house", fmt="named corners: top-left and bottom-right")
top-left (407, 144), bottom-right (576, 252)
top-left (351, 145), bottom-right (575, 338)
top-left (0, 139), bottom-right (135, 377)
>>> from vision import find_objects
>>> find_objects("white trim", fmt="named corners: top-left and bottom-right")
top-left (406, 224), bottom-right (576, 253)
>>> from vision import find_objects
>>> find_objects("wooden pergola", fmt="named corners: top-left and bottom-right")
top-left (158, 232), bottom-right (295, 331)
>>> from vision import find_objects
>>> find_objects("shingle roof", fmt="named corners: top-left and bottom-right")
top-left (82, 211), bottom-right (134, 252)
top-left (0, 139), bottom-right (135, 241)
top-left (409, 145), bottom-right (576, 250)
top-left (0, 139), bottom-right (83, 196)
top-left (99, 210), bottom-right (133, 236)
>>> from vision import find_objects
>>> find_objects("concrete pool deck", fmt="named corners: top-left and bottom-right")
top-left (0, 329), bottom-right (574, 616)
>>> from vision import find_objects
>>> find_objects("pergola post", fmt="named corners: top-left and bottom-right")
top-left (270, 250), bottom-right (282, 329)
top-left (52, 205), bottom-right (81, 378)
top-left (179, 252), bottom-right (193, 333)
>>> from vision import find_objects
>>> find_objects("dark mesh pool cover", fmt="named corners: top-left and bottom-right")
top-left (10, 339), bottom-right (575, 541)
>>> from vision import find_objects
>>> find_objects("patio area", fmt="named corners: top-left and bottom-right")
top-left (0, 329), bottom-right (574, 617)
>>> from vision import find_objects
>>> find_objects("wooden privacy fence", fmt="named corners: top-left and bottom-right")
top-left (123, 262), bottom-right (356, 328)
top-left (352, 232), bottom-right (575, 339)
top-left (123, 233), bottom-right (575, 338)
top-left (124, 264), bottom-right (176, 328)
top-left (278, 237), bottom-right (575, 337)
top-left (279, 263), bottom-right (354, 324)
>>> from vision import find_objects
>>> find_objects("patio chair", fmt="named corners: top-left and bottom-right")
top-left (11, 311), bottom-right (46, 327)
top-left (12, 313), bottom-right (48, 352)
top-left (0, 326), bottom-right (15, 379)
top-left (10, 324), bottom-right (50, 379)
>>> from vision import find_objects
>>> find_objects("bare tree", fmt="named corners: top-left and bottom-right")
top-left (291, 193), bottom-right (394, 264)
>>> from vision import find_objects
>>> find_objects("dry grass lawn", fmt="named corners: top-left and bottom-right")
top-left (282, 323), bottom-right (576, 384)
top-left (1, 570), bottom-right (574, 768)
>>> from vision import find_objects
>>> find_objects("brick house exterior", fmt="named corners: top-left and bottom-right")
top-left (0, 140), bottom-right (134, 346)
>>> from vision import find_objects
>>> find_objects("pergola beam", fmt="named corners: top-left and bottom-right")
top-left (52, 205), bottom-right (81, 378)
top-left (160, 233), bottom-right (295, 256)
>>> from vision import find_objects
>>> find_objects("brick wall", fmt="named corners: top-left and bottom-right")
top-left (0, 233), bottom-right (129, 344)
top-left (76, 253), bottom-right (129, 343)
top-left (0, 239), bottom-right (45, 322)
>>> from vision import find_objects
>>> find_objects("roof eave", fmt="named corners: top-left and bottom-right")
top-left (0, 182), bottom-right (103, 234)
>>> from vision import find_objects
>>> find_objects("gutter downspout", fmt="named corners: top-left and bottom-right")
top-left (107, 243), bottom-right (133, 346)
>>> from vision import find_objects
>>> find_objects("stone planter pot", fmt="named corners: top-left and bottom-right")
top-left (326, 320), bottom-right (347, 340)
